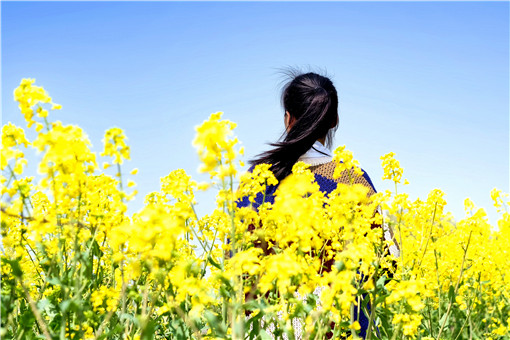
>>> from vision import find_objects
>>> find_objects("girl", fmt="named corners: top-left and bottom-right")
top-left (238, 70), bottom-right (396, 339)
top-left (239, 70), bottom-right (376, 208)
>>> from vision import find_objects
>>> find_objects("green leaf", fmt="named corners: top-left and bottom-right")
top-left (91, 239), bottom-right (103, 258)
top-left (335, 260), bottom-right (346, 271)
top-left (119, 312), bottom-right (137, 324)
top-left (376, 275), bottom-right (387, 289)
top-left (59, 299), bottom-right (72, 313)
top-left (38, 298), bottom-right (57, 322)
top-left (375, 292), bottom-right (390, 305)
top-left (207, 255), bottom-right (222, 270)
top-left (169, 318), bottom-right (188, 340)
top-left (36, 298), bottom-right (50, 310)
top-left (439, 312), bottom-right (449, 328)
top-left (141, 320), bottom-right (156, 340)
top-left (376, 306), bottom-right (392, 336)
top-left (259, 329), bottom-right (274, 340)
top-left (448, 285), bottom-right (455, 303)
top-left (98, 324), bottom-right (125, 340)
top-left (47, 277), bottom-right (61, 286)
top-left (204, 310), bottom-right (226, 337)
top-left (20, 309), bottom-right (35, 328)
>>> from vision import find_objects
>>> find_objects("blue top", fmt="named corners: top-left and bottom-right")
top-left (236, 161), bottom-right (377, 338)
top-left (237, 161), bottom-right (377, 210)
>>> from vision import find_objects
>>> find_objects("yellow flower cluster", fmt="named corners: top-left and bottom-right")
top-left (381, 151), bottom-right (405, 184)
top-left (1, 122), bottom-right (29, 175)
top-left (91, 285), bottom-right (120, 313)
top-left (237, 163), bottom-right (278, 203)
top-left (333, 144), bottom-right (364, 179)
top-left (33, 121), bottom-right (97, 177)
top-left (386, 279), bottom-right (428, 336)
top-left (2, 79), bottom-right (509, 340)
top-left (13, 78), bottom-right (60, 129)
top-left (101, 127), bottom-right (130, 165)
top-left (192, 111), bottom-right (241, 179)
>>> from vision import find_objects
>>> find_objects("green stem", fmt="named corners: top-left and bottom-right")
top-left (350, 302), bottom-right (360, 339)
top-left (189, 203), bottom-right (212, 256)
top-left (426, 297), bottom-right (435, 338)
top-left (396, 208), bottom-right (404, 280)
top-left (117, 163), bottom-right (124, 200)
top-left (434, 248), bottom-right (442, 321)
top-left (366, 285), bottom-right (377, 340)
top-left (415, 202), bottom-right (437, 270)
top-left (390, 325), bottom-right (401, 340)
top-left (200, 227), bottom-right (219, 278)
top-left (453, 297), bottom-right (475, 340)
top-left (17, 277), bottom-right (52, 340)
top-left (436, 231), bottom-right (472, 340)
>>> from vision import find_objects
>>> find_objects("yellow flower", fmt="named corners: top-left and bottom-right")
top-left (490, 188), bottom-right (507, 212)
top-left (1, 123), bottom-right (30, 172)
top-left (160, 169), bottom-right (197, 205)
top-left (332, 145), bottom-right (363, 179)
top-left (237, 163), bottom-right (278, 203)
top-left (349, 321), bottom-right (361, 331)
top-left (464, 197), bottom-right (475, 214)
top-left (258, 248), bottom-right (309, 295)
top-left (192, 112), bottom-right (240, 179)
top-left (32, 121), bottom-right (97, 177)
top-left (2, 122), bottom-right (29, 148)
top-left (90, 286), bottom-right (120, 313)
top-left (13, 78), bottom-right (54, 128)
top-left (380, 152), bottom-right (404, 184)
top-left (13, 158), bottom-right (27, 175)
top-left (36, 106), bottom-right (48, 118)
top-left (227, 247), bottom-right (263, 276)
top-left (386, 279), bottom-right (427, 312)
top-left (392, 313), bottom-right (423, 337)
top-left (101, 127), bottom-right (130, 164)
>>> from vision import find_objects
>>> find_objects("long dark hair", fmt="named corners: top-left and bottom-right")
top-left (250, 71), bottom-right (339, 181)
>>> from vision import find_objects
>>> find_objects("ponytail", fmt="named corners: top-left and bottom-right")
top-left (250, 72), bottom-right (339, 181)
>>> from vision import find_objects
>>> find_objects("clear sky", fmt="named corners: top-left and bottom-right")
top-left (2, 1), bottom-right (509, 225)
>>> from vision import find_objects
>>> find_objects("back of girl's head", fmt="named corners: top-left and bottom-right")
top-left (250, 70), bottom-right (339, 181)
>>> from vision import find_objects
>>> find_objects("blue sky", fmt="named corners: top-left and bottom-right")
top-left (2, 1), bottom-right (508, 224)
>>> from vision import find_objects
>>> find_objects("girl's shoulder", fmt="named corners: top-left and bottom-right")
top-left (308, 161), bottom-right (377, 196)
